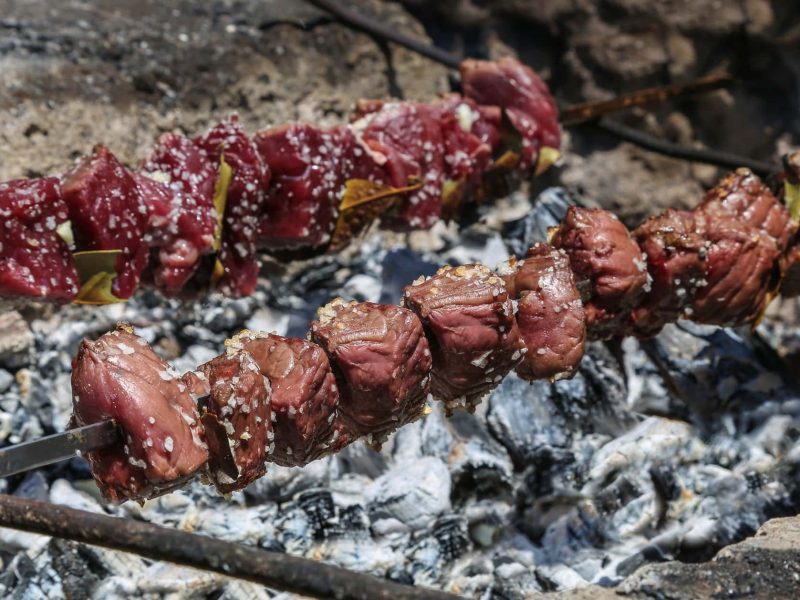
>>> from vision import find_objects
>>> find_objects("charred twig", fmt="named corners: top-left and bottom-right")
top-left (594, 118), bottom-right (776, 177)
top-left (305, 0), bottom-right (462, 69)
top-left (0, 494), bottom-right (458, 600)
top-left (560, 75), bottom-right (733, 125)
top-left (306, 0), bottom-right (776, 173)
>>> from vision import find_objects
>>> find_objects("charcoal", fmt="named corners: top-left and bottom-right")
top-left (486, 374), bottom-right (571, 468)
top-left (501, 186), bottom-right (573, 256)
top-left (364, 456), bottom-right (452, 531)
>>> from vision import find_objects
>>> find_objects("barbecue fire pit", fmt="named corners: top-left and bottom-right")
top-left (1, 1), bottom-right (799, 599)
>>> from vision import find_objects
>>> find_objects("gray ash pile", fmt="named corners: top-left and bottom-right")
top-left (1, 188), bottom-right (799, 598)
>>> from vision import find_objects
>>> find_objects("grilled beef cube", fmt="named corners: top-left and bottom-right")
top-left (460, 57), bottom-right (561, 171)
top-left (195, 117), bottom-right (270, 297)
top-left (551, 206), bottom-right (649, 340)
top-left (403, 264), bottom-right (523, 412)
top-left (61, 146), bottom-right (149, 299)
top-left (431, 95), bottom-right (496, 216)
top-left (140, 133), bottom-right (218, 295)
top-left (311, 300), bottom-right (432, 444)
top-left (229, 331), bottom-right (343, 467)
top-left (689, 212), bottom-right (781, 326)
top-left (71, 325), bottom-right (207, 502)
top-left (0, 177), bottom-right (79, 302)
top-left (253, 124), bottom-right (342, 249)
top-left (500, 244), bottom-right (586, 380)
top-left (628, 210), bottom-right (708, 337)
top-left (702, 168), bottom-right (796, 252)
top-left (352, 102), bottom-right (446, 231)
top-left (199, 350), bottom-right (272, 494)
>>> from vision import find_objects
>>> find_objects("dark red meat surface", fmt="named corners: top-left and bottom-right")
top-left (629, 210), bottom-right (708, 337)
top-left (253, 124), bottom-right (342, 249)
top-left (311, 300), bottom-right (432, 443)
top-left (551, 206), bottom-right (649, 339)
top-left (690, 212), bottom-right (781, 326)
top-left (71, 326), bottom-right (208, 502)
top-left (460, 57), bottom-right (561, 171)
top-left (231, 331), bottom-right (343, 467)
top-left (0, 177), bottom-right (79, 302)
top-left (352, 102), bottom-right (446, 231)
top-left (403, 264), bottom-right (523, 411)
top-left (501, 244), bottom-right (586, 380)
top-left (701, 168), bottom-right (796, 251)
top-left (140, 133), bottom-right (218, 295)
top-left (199, 350), bottom-right (272, 494)
top-left (61, 146), bottom-right (149, 299)
top-left (195, 117), bottom-right (270, 296)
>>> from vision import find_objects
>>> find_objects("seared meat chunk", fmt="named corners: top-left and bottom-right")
top-left (630, 210), bottom-right (707, 337)
top-left (199, 350), bottom-right (272, 494)
top-left (311, 300), bottom-right (432, 444)
top-left (460, 57), bottom-right (560, 171)
top-left (690, 212), bottom-right (781, 326)
top-left (702, 168), bottom-right (796, 251)
top-left (351, 102), bottom-right (446, 231)
top-left (431, 95), bottom-right (497, 216)
top-left (61, 146), bottom-right (149, 299)
top-left (501, 244), bottom-right (585, 380)
top-left (0, 177), bottom-right (79, 302)
top-left (195, 117), bottom-right (270, 297)
top-left (230, 331), bottom-right (342, 467)
top-left (71, 325), bottom-right (207, 502)
top-left (403, 264), bottom-right (522, 411)
top-left (254, 124), bottom-right (342, 249)
top-left (140, 133), bottom-right (218, 295)
top-left (551, 206), bottom-right (649, 339)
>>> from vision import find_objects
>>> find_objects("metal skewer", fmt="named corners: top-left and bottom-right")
top-left (0, 420), bottom-right (119, 478)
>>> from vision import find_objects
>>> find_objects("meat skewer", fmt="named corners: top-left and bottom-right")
top-left (1, 164), bottom-right (797, 502)
top-left (0, 57), bottom-right (561, 304)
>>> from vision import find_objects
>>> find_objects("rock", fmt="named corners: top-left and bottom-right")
top-left (0, 311), bottom-right (34, 369)
top-left (617, 515), bottom-right (800, 600)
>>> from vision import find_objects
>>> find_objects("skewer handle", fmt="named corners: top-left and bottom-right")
top-left (0, 420), bottom-right (119, 478)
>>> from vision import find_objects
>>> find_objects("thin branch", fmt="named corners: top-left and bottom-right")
top-left (560, 75), bottom-right (733, 125)
top-left (594, 118), bottom-right (775, 176)
top-left (305, 0), bottom-right (777, 174)
top-left (0, 494), bottom-right (458, 600)
top-left (305, 0), bottom-right (462, 69)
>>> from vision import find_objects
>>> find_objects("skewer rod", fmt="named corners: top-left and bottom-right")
top-left (0, 494), bottom-right (459, 600)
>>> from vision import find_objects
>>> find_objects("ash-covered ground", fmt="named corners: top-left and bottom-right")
top-left (1, 1), bottom-right (800, 598)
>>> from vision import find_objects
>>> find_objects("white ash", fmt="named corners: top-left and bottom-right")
top-left (1, 188), bottom-right (800, 599)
